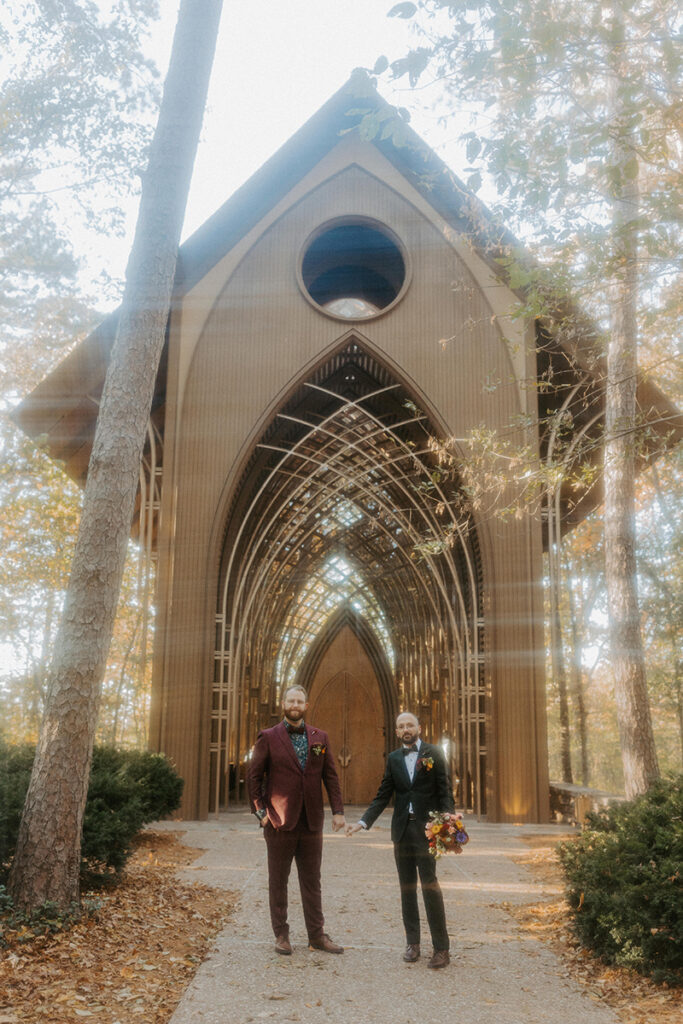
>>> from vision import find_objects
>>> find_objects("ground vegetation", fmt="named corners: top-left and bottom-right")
top-left (510, 832), bottom-right (682, 1022)
top-left (0, 830), bottom-right (236, 1024)
top-left (1, 743), bottom-right (183, 883)
top-left (558, 774), bottom-right (682, 983)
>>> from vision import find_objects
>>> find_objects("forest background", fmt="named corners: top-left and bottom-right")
top-left (1, 0), bottom-right (680, 796)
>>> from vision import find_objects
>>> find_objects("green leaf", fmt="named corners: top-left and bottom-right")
top-left (388, 2), bottom-right (417, 17)
top-left (467, 171), bottom-right (482, 192)
top-left (466, 135), bottom-right (482, 162)
top-left (623, 156), bottom-right (639, 181)
top-left (390, 48), bottom-right (430, 86)
top-left (358, 112), bottom-right (381, 141)
top-left (373, 55), bottom-right (389, 75)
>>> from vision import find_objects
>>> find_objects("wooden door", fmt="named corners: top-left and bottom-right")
top-left (307, 626), bottom-right (386, 805)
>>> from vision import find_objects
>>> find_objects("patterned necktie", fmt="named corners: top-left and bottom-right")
top-left (286, 722), bottom-right (308, 767)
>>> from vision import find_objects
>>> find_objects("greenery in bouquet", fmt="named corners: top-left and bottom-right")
top-left (425, 811), bottom-right (469, 858)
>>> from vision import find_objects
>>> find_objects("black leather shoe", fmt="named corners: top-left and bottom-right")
top-left (274, 935), bottom-right (292, 955)
top-left (403, 943), bottom-right (420, 962)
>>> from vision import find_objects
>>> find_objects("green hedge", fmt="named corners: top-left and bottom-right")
top-left (0, 742), bottom-right (183, 883)
top-left (0, 743), bottom-right (35, 872)
top-left (558, 774), bottom-right (683, 985)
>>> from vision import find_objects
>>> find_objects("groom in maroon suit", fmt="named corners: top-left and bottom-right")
top-left (247, 684), bottom-right (346, 955)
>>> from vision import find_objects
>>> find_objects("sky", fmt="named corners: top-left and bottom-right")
top-left (162, 1), bottom-right (456, 235)
top-left (80, 0), bottom-right (466, 297)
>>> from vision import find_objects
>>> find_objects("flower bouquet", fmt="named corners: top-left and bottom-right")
top-left (425, 811), bottom-right (469, 859)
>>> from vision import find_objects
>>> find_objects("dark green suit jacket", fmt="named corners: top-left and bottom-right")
top-left (360, 742), bottom-right (454, 843)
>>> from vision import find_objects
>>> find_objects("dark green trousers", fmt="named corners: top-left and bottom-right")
top-left (393, 817), bottom-right (449, 950)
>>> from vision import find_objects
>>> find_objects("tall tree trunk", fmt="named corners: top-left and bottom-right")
top-left (649, 466), bottom-right (683, 764)
top-left (9, 0), bottom-right (223, 912)
top-left (677, 667), bottom-right (683, 767)
top-left (566, 563), bottom-right (589, 785)
top-left (603, 2), bottom-right (659, 799)
top-left (547, 494), bottom-right (573, 782)
top-left (109, 610), bottom-right (141, 746)
top-left (550, 588), bottom-right (573, 783)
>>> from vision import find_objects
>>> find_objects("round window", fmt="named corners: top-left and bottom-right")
top-left (300, 220), bottom-right (408, 320)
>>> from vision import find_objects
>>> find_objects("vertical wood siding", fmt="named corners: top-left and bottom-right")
top-left (154, 164), bottom-right (548, 821)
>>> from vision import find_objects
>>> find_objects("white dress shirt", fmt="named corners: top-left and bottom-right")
top-left (404, 738), bottom-right (422, 812)
top-left (403, 737), bottom-right (422, 784)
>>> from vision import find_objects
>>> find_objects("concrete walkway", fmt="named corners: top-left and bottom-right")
top-left (153, 810), bottom-right (619, 1024)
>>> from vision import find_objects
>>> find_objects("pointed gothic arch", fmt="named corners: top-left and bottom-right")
top-left (297, 604), bottom-right (398, 730)
top-left (211, 337), bottom-right (486, 815)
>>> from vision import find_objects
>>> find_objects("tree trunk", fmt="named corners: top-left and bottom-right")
top-left (566, 564), bottom-right (589, 785)
top-left (649, 466), bottom-right (683, 764)
top-left (109, 610), bottom-right (142, 746)
top-left (547, 493), bottom-right (573, 783)
top-left (550, 590), bottom-right (573, 783)
top-left (603, 2), bottom-right (659, 800)
top-left (9, 0), bottom-right (223, 911)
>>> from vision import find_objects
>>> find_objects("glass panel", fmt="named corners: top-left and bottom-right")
top-left (275, 553), bottom-right (395, 688)
top-left (323, 297), bottom-right (379, 319)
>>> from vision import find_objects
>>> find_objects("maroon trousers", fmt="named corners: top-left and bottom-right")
top-left (263, 818), bottom-right (325, 942)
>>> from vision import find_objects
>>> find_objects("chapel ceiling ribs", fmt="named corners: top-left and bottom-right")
top-left (214, 342), bottom-right (486, 815)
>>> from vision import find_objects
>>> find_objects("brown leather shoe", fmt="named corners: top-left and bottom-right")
top-left (427, 949), bottom-right (450, 969)
top-left (309, 933), bottom-right (344, 954)
top-left (274, 934), bottom-right (292, 955)
top-left (403, 943), bottom-right (420, 962)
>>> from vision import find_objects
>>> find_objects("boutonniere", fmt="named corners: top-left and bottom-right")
top-left (417, 756), bottom-right (434, 771)
top-left (311, 743), bottom-right (326, 756)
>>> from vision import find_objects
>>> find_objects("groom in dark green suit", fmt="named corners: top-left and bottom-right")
top-left (347, 712), bottom-right (454, 968)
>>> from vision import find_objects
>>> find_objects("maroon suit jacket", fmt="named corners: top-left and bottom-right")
top-left (247, 721), bottom-right (344, 831)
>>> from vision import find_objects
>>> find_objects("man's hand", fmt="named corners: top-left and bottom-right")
top-left (331, 814), bottom-right (346, 832)
top-left (345, 822), bottom-right (363, 837)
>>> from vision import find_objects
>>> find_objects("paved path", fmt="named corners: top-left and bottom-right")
top-left (153, 810), bottom-right (619, 1024)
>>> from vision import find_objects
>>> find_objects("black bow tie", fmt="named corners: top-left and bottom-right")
top-left (286, 723), bottom-right (306, 735)
top-left (402, 744), bottom-right (418, 755)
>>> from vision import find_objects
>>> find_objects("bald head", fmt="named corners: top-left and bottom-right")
top-left (395, 712), bottom-right (421, 746)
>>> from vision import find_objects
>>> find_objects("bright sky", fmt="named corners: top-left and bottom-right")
top-left (178, 0), bottom-right (425, 236)
top-left (173, 1), bottom-right (457, 234)
top-left (82, 0), bottom-right (465, 296)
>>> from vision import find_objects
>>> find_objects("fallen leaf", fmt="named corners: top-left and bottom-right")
top-left (0, 831), bottom-right (236, 1024)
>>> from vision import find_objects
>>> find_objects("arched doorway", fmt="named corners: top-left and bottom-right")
top-left (212, 339), bottom-right (486, 815)
top-left (302, 611), bottom-right (396, 804)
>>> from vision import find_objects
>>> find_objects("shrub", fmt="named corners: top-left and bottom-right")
top-left (558, 774), bottom-right (683, 985)
top-left (117, 748), bottom-right (185, 820)
top-left (0, 742), bottom-right (35, 869)
top-left (83, 747), bottom-right (184, 876)
top-left (0, 742), bottom-right (183, 883)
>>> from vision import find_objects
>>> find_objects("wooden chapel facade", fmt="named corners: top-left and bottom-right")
top-left (17, 73), bottom-right (678, 822)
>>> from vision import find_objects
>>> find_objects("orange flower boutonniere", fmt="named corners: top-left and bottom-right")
top-left (417, 755), bottom-right (434, 771)
top-left (311, 743), bottom-right (326, 756)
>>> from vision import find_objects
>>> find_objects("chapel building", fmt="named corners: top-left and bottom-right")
top-left (16, 72), bottom-right (680, 821)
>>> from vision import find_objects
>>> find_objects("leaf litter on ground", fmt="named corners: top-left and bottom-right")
top-left (0, 831), bottom-right (237, 1023)
top-left (505, 834), bottom-right (681, 1024)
